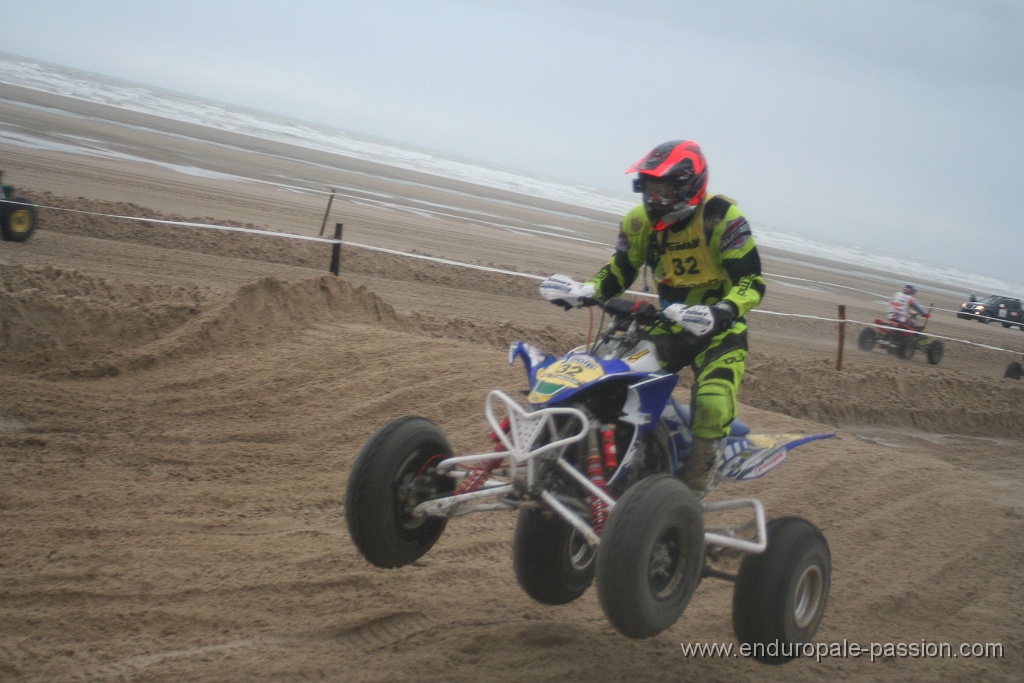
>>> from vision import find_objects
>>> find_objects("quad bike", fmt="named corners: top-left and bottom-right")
top-left (0, 170), bottom-right (38, 242)
top-left (345, 296), bottom-right (834, 660)
top-left (858, 307), bottom-right (944, 365)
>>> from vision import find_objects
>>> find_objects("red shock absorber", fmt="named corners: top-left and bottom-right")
top-left (600, 424), bottom-right (618, 470)
top-left (456, 416), bottom-right (510, 494)
top-left (586, 451), bottom-right (609, 534)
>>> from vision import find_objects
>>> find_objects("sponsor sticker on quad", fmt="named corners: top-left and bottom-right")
top-left (528, 355), bottom-right (604, 403)
top-left (627, 348), bottom-right (651, 363)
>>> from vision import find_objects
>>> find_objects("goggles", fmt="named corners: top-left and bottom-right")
top-left (633, 177), bottom-right (686, 206)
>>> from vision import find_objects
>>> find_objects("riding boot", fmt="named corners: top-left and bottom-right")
top-left (683, 437), bottom-right (725, 501)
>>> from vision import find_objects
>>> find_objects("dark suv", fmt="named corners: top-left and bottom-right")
top-left (958, 295), bottom-right (1024, 329)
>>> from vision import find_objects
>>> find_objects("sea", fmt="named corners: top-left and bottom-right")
top-left (1, 51), bottom-right (1021, 301)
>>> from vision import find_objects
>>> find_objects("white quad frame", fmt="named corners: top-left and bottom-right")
top-left (413, 390), bottom-right (769, 554)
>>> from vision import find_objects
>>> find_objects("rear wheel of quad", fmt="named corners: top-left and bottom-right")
top-left (513, 508), bottom-right (595, 605)
top-left (345, 416), bottom-right (455, 568)
top-left (897, 337), bottom-right (916, 360)
top-left (926, 339), bottom-right (944, 365)
top-left (733, 516), bottom-right (831, 664)
top-left (857, 327), bottom-right (876, 352)
top-left (596, 475), bottom-right (704, 639)
top-left (0, 196), bottom-right (37, 242)
top-left (1005, 361), bottom-right (1023, 380)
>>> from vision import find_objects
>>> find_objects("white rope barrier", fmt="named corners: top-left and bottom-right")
top-left (336, 239), bottom-right (547, 280)
top-left (17, 203), bottom-right (342, 244)
top-left (16, 201), bottom-right (1023, 357)
top-left (766, 272), bottom-right (966, 317)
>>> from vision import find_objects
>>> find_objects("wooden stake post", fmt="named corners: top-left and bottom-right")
top-left (330, 223), bottom-right (343, 275)
top-left (836, 304), bottom-right (846, 370)
top-left (319, 189), bottom-right (336, 237)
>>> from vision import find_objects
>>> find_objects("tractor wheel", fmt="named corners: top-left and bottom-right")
top-left (1, 196), bottom-right (37, 242)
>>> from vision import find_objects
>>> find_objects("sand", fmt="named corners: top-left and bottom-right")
top-left (1, 88), bottom-right (1022, 682)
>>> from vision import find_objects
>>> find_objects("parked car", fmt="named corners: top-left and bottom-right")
top-left (957, 295), bottom-right (1024, 329)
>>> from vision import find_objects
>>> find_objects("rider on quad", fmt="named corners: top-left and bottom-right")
top-left (887, 284), bottom-right (929, 331)
top-left (541, 140), bottom-right (766, 500)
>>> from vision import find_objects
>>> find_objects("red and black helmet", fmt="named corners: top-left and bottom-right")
top-left (627, 140), bottom-right (708, 222)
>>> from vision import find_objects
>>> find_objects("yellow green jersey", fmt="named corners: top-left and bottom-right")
top-left (587, 195), bottom-right (765, 317)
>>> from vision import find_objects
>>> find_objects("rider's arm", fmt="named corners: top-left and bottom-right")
top-left (713, 205), bottom-right (766, 317)
top-left (585, 205), bottom-right (649, 300)
top-left (910, 299), bottom-right (926, 316)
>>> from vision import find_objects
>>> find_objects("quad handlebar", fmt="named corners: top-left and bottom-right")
top-left (589, 297), bottom-right (659, 320)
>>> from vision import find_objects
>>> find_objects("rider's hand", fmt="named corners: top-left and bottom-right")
top-left (664, 301), bottom-right (736, 337)
top-left (539, 274), bottom-right (596, 309)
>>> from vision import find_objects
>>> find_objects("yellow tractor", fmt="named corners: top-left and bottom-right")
top-left (0, 170), bottom-right (38, 242)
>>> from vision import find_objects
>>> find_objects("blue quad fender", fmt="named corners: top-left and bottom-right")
top-left (510, 340), bottom-right (680, 438)
top-left (511, 342), bottom-right (678, 420)
top-left (660, 395), bottom-right (833, 482)
top-left (509, 341), bottom-right (557, 386)
top-left (719, 432), bottom-right (835, 481)
top-left (529, 357), bottom-right (678, 428)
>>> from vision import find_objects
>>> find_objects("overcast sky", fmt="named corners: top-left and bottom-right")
top-left (5, 1), bottom-right (1023, 284)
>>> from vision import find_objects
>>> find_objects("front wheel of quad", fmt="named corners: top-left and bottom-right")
top-left (0, 196), bottom-right (37, 242)
top-left (513, 508), bottom-right (595, 605)
top-left (344, 416), bottom-right (455, 568)
top-left (733, 516), bottom-right (831, 664)
top-left (595, 475), bottom-right (704, 639)
top-left (926, 339), bottom-right (944, 365)
top-left (856, 327), bottom-right (876, 352)
top-left (1005, 361), bottom-right (1023, 380)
